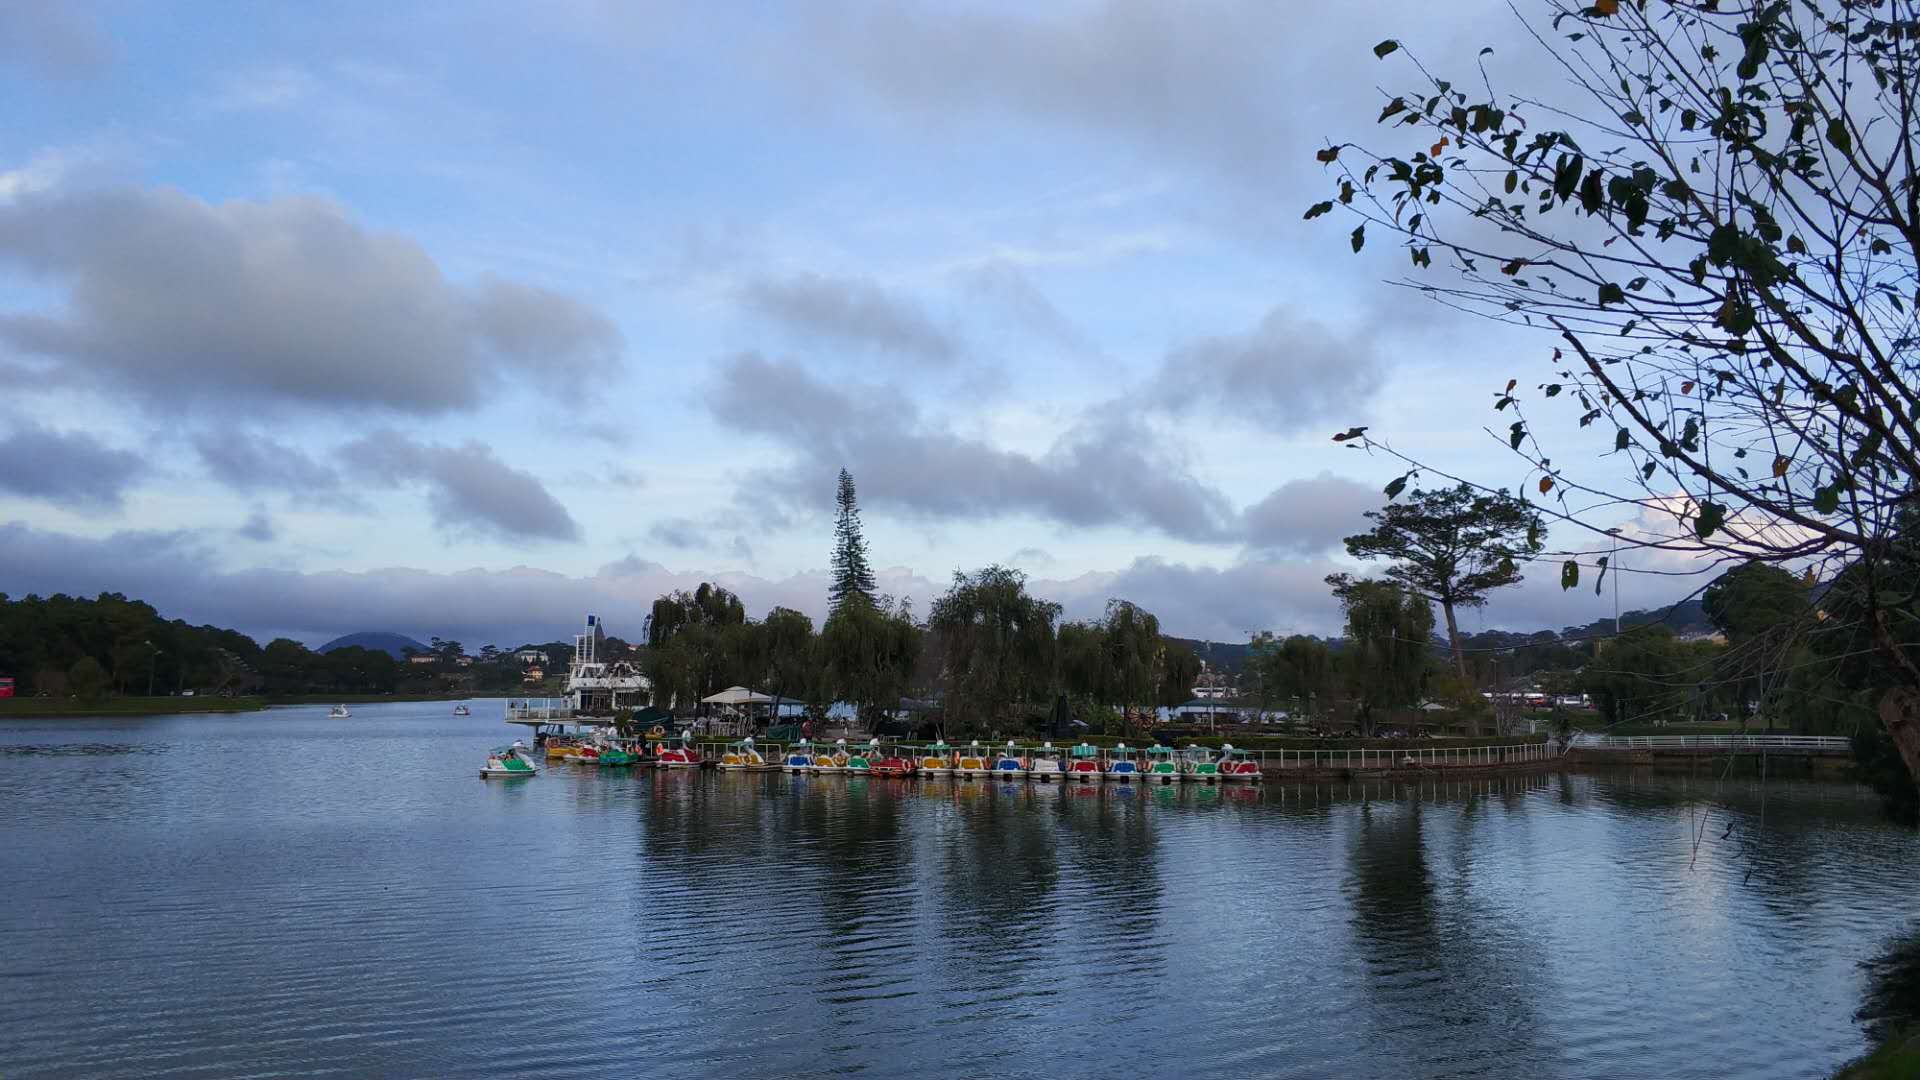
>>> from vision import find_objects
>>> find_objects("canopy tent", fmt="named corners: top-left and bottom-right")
top-left (702, 686), bottom-right (776, 706)
top-left (629, 705), bottom-right (673, 728)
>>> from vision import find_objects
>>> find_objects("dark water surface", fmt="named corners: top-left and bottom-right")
top-left (3, 702), bottom-right (1916, 1078)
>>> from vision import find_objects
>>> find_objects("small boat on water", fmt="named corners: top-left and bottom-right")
top-left (870, 740), bottom-right (917, 777)
top-left (811, 738), bottom-right (850, 775)
top-left (1144, 745), bottom-right (1181, 784)
top-left (783, 739), bottom-right (814, 773)
top-left (596, 743), bottom-right (639, 767)
top-left (328, 704), bottom-right (351, 719)
top-left (1182, 745), bottom-right (1221, 784)
top-left (480, 741), bottom-right (539, 778)
top-left (453, 705), bottom-right (470, 716)
top-left (993, 740), bottom-right (1030, 780)
top-left (955, 740), bottom-right (992, 779)
top-left (918, 740), bottom-right (955, 777)
top-left (1028, 742), bottom-right (1065, 782)
top-left (1066, 742), bottom-right (1104, 781)
top-left (1217, 744), bottom-right (1262, 783)
top-left (655, 732), bottom-right (703, 769)
top-left (718, 737), bottom-right (778, 772)
top-left (845, 738), bottom-right (879, 776)
top-left (1103, 743), bottom-right (1140, 782)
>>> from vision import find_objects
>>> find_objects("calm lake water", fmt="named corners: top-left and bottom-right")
top-left (3, 701), bottom-right (1916, 1078)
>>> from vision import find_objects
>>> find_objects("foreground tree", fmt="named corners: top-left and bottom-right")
top-left (829, 468), bottom-right (877, 613)
top-left (821, 595), bottom-right (921, 729)
top-left (1315, 2), bottom-right (1920, 789)
top-left (643, 583), bottom-right (749, 711)
top-left (1342, 484), bottom-right (1544, 685)
top-left (1328, 576), bottom-right (1435, 735)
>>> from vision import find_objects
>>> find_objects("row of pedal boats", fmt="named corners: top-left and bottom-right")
top-left (485, 736), bottom-right (1263, 782)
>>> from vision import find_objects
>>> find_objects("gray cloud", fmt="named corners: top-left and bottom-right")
top-left (708, 352), bottom-right (1237, 541)
top-left (0, 519), bottom-right (1654, 649)
top-left (338, 431), bottom-right (581, 542)
top-left (195, 431), bottom-right (341, 492)
top-left (0, 186), bottom-right (622, 414)
top-left (1242, 471), bottom-right (1380, 555)
top-left (963, 260), bottom-right (1093, 357)
top-left (237, 510), bottom-right (277, 542)
top-left (742, 271), bottom-right (955, 364)
top-left (0, 423), bottom-right (142, 510)
top-left (648, 517), bottom-right (703, 549)
top-left (1147, 305), bottom-right (1383, 434)
top-left (0, 3), bottom-right (114, 79)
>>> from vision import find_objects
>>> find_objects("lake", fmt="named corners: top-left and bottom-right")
top-left (2, 701), bottom-right (1915, 1078)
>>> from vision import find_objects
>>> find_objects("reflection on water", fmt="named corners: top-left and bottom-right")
top-left (1, 706), bottom-right (1915, 1079)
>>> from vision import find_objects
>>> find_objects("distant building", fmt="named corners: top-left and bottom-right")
top-left (455, 656), bottom-right (473, 667)
top-left (523, 666), bottom-right (545, 683)
top-left (408, 655), bottom-right (436, 665)
top-left (514, 649), bottom-right (549, 664)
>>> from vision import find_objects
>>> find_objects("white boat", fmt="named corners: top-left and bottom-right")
top-left (505, 614), bottom-right (651, 729)
top-left (811, 738), bottom-right (850, 775)
top-left (481, 740), bottom-right (539, 778)
top-left (954, 740), bottom-right (992, 779)
top-left (328, 704), bottom-right (351, 719)
top-left (1065, 742), bottom-right (1105, 782)
top-left (1027, 741), bottom-right (1065, 782)
top-left (917, 740), bottom-right (955, 778)
top-left (453, 705), bottom-right (470, 716)
top-left (718, 736), bottom-right (778, 772)
top-left (1103, 743), bottom-right (1141, 782)
top-left (783, 739), bottom-right (814, 773)
top-left (992, 740), bottom-right (1030, 780)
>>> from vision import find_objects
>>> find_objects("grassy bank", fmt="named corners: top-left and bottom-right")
top-left (0, 695), bottom-right (267, 717)
top-left (1834, 1029), bottom-right (1920, 1078)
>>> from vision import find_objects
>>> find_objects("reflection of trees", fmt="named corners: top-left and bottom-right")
top-left (933, 784), bottom-right (1062, 974)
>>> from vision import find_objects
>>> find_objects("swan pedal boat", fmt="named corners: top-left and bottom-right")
top-left (992, 742), bottom-right (1030, 780)
top-left (954, 741), bottom-right (992, 779)
top-left (1066, 743), bottom-right (1105, 782)
top-left (1027, 742), bottom-right (1066, 782)
top-left (1144, 746), bottom-right (1181, 784)
top-left (917, 742), bottom-right (955, 777)
top-left (481, 742), bottom-right (539, 778)
top-left (1103, 743), bottom-right (1140, 782)
top-left (718, 739), bottom-right (779, 772)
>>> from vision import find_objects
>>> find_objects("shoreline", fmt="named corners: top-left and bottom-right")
top-left (0, 692), bottom-right (491, 719)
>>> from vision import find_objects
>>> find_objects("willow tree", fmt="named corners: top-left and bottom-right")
top-left (821, 594), bottom-right (921, 729)
top-left (928, 566), bottom-right (1060, 733)
top-left (1313, 1), bottom-right (1920, 786)
top-left (643, 583), bottom-right (748, 711)
top-left (1329, 575), bottom-right (1435, 735)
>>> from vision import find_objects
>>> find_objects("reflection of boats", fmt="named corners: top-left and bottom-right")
top-left (811, 738), bottom-right (850, 775)
top-left (480, 741), bottom-right (539, 778)
top-left (1218, 744), bottom-right (1262, 782)
top-left (328, 704), bottom-right (351, 719)
top-left (719, 737), bottom-right (777, 772)
top-left (955, 740), bottom-right (991, 779)
top-left (1027, 742), bottom-right (1064, 782)
top-left (1066, 742), bottom-right (1104, 781)
top-left (993, 741), bottom-right (1030, 780)
top-left (453, 705), bottom-right (470, 716)
top-left (783, 739), bottom-right (814, 773)
top-left (1145, 745), bottom-right (1181, 784)
top-left (1103, 743), bottom-right (1140, 782)
top-left (871, 741), bottom-right (917, 777)
top-left (1182, 745), bottom-right (1220, 783)
top-left (655, 733), bottom-right (704, 769)
top-left (917, 740), bottom-right (954, 777)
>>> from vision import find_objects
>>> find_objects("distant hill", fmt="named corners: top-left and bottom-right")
top-left (318, 632), bottom-right (428, 659)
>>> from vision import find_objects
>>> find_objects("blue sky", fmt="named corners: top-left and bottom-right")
top-left (0, 1), bottom-right (1689, 647)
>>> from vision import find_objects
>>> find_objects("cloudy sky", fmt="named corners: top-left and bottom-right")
top-left (0, 0), bottom-right (1690, 647)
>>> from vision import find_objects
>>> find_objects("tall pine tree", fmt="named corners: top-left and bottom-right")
top-left (829, 468), bottom-right (876, 612)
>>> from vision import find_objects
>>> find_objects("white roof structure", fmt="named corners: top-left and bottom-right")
top-left (701, 686), bottom-right (776, 706)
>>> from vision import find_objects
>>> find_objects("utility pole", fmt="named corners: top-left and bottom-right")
top-left (145, 640), bottom-right (159, 697)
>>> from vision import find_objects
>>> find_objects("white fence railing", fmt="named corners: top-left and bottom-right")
top-left (1570, 734), bottom-right (1850, 751)
top-left (686, 741), bottom-right (1557, 771)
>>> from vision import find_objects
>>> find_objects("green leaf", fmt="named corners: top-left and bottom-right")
top-left (1560, 560), bottom-right (1580, 591)
top-left (1598, 282), bottom-right (1626, 306)
top-left (1694, 501), bottom-right (1726, 539)
top-left (1615, 428), bottom-right (1631, 451)
top-left (1303, 201), bottom-right (1334, 220)
top-left (1350, 224), bottom-right (1366, 253)
top-left (1826, 116), bottom-right (1852, 154)
top-left (1384, 474), bottom-right (1408, 499)
top-left (1331, 426), bottom-right (1370, 442)
top-left (1509, 421), bottom-right (1527, 450)
top-left (1812, 483), bottom-right (1841, 514)
top-left (1594, 556), bottom-right (1608, 597)
top-left (1378, 98), bottom-right (1407, 122)
top-left (1374, 39), bottom-right (1399, 58)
